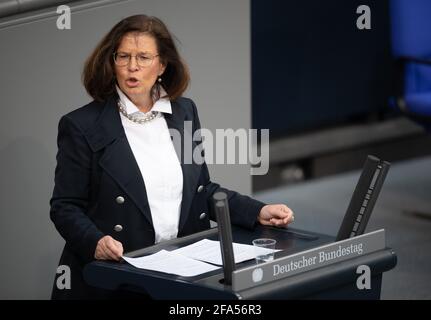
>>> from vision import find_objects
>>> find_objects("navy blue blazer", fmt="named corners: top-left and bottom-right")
top-left (50, 95), bottom-right (265, 299)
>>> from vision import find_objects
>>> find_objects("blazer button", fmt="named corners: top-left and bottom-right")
top-left (199, 212), bottom-right (206, 220)
top-left (197, 185), bottom-right (204, 193)
top-left (116, 196), bottom-right (125, 204)
top-left (114, 224), bottom-right (123, 232)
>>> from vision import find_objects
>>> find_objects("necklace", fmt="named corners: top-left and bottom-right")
top-left (117, 100), bottom-right (159, 124)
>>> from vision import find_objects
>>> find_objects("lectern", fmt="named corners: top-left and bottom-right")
top-left (83, 226), bottom-right (396, 299)
top-left (83, 155), bottom-right (396, 299)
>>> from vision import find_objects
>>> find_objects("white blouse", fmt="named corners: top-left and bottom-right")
top-left (116, 86), bottom-right (183, 243)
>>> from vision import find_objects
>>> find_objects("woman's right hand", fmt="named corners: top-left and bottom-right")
top-left (94, 235), bottom-right (123, 261)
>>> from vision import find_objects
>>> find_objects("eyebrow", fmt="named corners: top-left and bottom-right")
top-left (116, 50), bottom-right (154, 55)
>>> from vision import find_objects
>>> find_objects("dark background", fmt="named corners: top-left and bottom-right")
top-left (251, 0), bottom-right (431, 191)
top-left (252, 0), bottom-right (392, 136)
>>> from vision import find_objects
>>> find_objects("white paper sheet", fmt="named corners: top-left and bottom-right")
top-left (122, 249), bottom-right (220, 277)
top-left (172, 239), bottom-right (280, 265)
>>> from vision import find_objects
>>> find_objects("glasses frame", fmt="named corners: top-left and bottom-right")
top-left (113, 52), bottom-right (160, 68)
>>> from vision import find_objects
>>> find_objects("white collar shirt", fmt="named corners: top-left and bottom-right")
top-left (116, 86), bottom-right (183, 243)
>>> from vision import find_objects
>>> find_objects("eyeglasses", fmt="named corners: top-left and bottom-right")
top-left (113, 52), bottom-right (160, 68)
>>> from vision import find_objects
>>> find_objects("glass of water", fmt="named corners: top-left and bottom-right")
top-left (252, 238), bottom-right (276, 264)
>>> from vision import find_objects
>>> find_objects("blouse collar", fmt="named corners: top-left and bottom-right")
top-left (115, 85), bottom-right (172, 115)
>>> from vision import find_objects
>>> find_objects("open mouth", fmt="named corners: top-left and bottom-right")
top-left (126, 77), bottom-right (139, 87)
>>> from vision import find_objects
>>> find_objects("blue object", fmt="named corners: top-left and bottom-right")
top-left (390, 0), bottom-right (431, 130)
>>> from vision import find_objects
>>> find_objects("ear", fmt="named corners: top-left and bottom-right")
top-left (159, 62), bottom-right (167, 76)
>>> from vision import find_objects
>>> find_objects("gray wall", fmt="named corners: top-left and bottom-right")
top-left (0, 0), bottom-right (251, 299)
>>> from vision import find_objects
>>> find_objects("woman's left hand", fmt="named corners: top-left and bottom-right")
top-left (258, 204), bottom-right (295, 227)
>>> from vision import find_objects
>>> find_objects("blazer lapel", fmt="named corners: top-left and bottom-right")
top-left (165, 100), bottom-right (202, 233)
top-left (85, 97), bottom-right (202, 233)
top-left (85, 96), bottom-right (152, 226)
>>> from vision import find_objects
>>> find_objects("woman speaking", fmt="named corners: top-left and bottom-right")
top-left (50, 14), bottom-right (294, 299)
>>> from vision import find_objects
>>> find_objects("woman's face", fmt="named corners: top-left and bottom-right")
top-left (114, 32), bottom-right (165, 103)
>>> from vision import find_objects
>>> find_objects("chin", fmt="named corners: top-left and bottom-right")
top-left (123, 87), bottom-right (143, 96)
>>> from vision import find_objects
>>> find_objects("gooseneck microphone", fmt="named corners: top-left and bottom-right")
top-left (212, 191), bottom-right (235, 285)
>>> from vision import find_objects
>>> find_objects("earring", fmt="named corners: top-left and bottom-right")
top-left (158, 76), bottom-right (162, 83)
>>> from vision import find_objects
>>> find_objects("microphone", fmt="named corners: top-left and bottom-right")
top-left (212, 192), bottom-right (235, 285)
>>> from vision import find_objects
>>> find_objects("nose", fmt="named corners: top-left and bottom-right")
top-left (127, 56), bottom-right (139, 71)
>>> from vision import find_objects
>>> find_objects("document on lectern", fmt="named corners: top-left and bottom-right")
top-left (122, 250), bottom-right (220, 277)
top-left (122, 239), bottom-right (278, 276)
top-left (172, 239), bottom-right (279, 265)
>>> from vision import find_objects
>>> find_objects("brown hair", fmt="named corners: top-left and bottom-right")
top-left (82, 14), bottom-right (190, 102)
